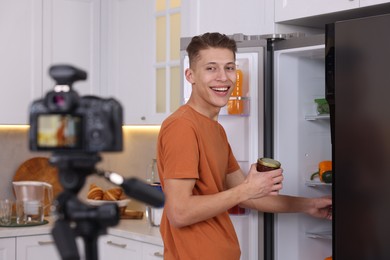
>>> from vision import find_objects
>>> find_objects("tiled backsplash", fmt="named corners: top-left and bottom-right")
top-left (0, 126), bottom-right (160, 211)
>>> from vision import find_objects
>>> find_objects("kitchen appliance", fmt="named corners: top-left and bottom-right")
top-left (13, 181), bottom-right (53, 222)
top-left (326, 13), bottom-right (390, 259)
top-left (181, 33), bottom-right (331, 260)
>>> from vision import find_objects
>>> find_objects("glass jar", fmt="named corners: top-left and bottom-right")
top-left (146, 158), bottom-right (160, 184)
top-left (256, 158), bottom-right (281, 172)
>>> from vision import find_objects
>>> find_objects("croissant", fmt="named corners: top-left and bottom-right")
top-left (87, 184), bottom-right (104, 200)
top-left (103, 188), bottom-right (123, 201)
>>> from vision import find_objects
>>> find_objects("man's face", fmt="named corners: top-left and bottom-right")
top-left (185, 47), bottom-right (236, 116)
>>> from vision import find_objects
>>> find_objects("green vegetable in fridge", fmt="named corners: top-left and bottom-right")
top-left (321, 171), bottom-right (332, 183)
top-left (315, 98), bottom-right (330, 115)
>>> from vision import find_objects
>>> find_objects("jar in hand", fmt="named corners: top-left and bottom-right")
top-left (256, 158), bottom-right (281, 172)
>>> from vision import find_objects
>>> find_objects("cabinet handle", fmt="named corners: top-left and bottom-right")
top-left (153, 252), bottom-right (164, 258)
top-left (38, 241), bottom-right (55, 246)
top-left (107, 240), bottom-right (127, 248)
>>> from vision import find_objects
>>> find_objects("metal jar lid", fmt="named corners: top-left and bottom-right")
top-left (257, 158), bottom-right (281, 169)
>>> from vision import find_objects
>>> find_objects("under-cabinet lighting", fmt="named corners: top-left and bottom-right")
top-left (0, 125), bottom-right (160, 131)
top-left (0, 125), bottom-right (30, 130)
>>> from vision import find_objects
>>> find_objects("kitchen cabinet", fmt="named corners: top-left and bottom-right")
top-left (100, 0), bottom-right (160, 124)
top-left (1, 0), bottom-right (158, 125)
top-left (143, 243), bottom-right (164, 259)
top-left (0, 0), bottom-right (43, 125)
top-left (16, 234), bottom-right (85, 260)
top-left (181, 0), bottom-right (274, 36)
top-left (43, 0), bottom-right (101, 97)
top-left (99, 235), bottom-right (142, 259)
top-left (0, 0), bottom-right (100, 125)
top-left (275, 0), bottom-right (390, 22)
top-left (275, 0), bottom-right (359, 22)
top-left (360, 0), bottom-right (390, 5)
top-left (16, 235), bottom-right (60, 260)
top-left (99, 234), bottom-right (164, 259)
top-left (0, 237), bottom-right (16, 260)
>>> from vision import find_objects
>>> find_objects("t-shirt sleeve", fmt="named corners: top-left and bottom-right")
top-left (159, 118), bottom-right (200, 179)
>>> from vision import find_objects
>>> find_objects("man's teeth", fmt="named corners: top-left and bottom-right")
top-left (211, 87), bottom-right (228, 92)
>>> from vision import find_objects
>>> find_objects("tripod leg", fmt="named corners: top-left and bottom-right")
top-left (52, 219), bottom-right (80, 260)
top-left (83, 236), bottom-right (99, 260)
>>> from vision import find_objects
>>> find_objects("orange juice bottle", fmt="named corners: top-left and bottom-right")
top-left (228, 68), bottom-right (244, 115)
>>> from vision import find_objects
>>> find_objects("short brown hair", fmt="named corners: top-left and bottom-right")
top-left (186, 32), bottom-right (237, 67)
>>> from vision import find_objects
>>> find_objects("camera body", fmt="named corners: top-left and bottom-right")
top-left (29, 65), bottom-right (123, 153)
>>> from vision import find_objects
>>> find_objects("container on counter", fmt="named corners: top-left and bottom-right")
top-left (146, 183), bottom-right (163, 227)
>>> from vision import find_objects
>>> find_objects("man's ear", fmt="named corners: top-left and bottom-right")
top-left (185, 68), bottom-right (195, 84)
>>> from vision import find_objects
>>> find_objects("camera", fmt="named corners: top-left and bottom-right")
top-left (29, 65), bottom-right (123, 153)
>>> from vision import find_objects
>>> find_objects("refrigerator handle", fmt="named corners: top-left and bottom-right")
top-left (325, 23), bottom-right (336, 260)
top-left (325, 23), bottom-right (335, 147)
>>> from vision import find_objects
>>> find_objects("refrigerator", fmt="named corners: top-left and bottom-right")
top-left (180, 33), bottom-right (332, 260)
top-left (326, 13), bottom-right (390, 259)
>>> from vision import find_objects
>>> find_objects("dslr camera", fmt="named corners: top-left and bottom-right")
top-left (29, 65), bottom-right (123, 153)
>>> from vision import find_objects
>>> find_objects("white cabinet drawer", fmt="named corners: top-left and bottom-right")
top-left (99, 235), bottom-right (143, 259)
top-left (143, 243), bottom-right (164, 259)
top-left (16, 235), bottom-right (60, 260)
top-left (0, 237), bottom-right (16, 260)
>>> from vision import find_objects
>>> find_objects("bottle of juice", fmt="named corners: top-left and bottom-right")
top-left (227, 68), bottom-right (244, 115)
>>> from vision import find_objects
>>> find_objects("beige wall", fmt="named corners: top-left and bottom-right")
top-left (0, 126), bottom-right (160, 211)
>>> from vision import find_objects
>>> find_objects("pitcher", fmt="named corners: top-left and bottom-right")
top-left (13, 181), bottom-right (53, 223)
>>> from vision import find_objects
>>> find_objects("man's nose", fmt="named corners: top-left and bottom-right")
top-left (216, 68), bottom-right (228, 81)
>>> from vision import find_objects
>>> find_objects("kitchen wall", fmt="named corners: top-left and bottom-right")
top-left (0, 126), bottom-right (160, 211)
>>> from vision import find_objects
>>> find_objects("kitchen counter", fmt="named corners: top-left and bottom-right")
top-left (0, 216), bottom-right (163, 246)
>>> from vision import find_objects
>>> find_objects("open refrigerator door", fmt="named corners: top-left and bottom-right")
top-left (273, 41), bottom-right (332, 260)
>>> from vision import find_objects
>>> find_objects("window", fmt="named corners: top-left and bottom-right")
top-left (155, 0), bottom-right (181, 114)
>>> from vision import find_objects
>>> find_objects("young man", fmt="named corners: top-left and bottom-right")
top-left (157, 32), bottom-right (332, 260)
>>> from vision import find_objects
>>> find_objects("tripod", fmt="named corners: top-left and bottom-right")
top-left (49, 153), bottom-right (164, 260)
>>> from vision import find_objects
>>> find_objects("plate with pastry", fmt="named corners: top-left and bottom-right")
top-left (86, 184), bottom-right (130, 214)
top-left (86, 198), bottom-right (130, 208)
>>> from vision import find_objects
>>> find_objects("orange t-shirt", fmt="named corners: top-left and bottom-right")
top-left (157, 105), bottom-right (241, 260)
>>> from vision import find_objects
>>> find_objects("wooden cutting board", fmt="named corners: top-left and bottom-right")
top-left (121, 210), bottom-right (144, 219)
top-left (13, 157), bottom-right (63, 215)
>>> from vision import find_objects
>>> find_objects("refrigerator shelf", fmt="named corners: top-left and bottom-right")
top-left (228, 96), bottom-right (249, 101)
top-left (304, 114), bottom-right (330, 121)
top-left (305, 179), bottom-right (332, 187)
top-left (306, 230), bottom-right (332, 240)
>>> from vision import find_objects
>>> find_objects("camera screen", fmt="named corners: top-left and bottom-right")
top-left (37, 114), bottom-right (82, 149)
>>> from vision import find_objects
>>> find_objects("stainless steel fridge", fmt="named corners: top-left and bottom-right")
top-left (326, 13), bottom-right (390, 259)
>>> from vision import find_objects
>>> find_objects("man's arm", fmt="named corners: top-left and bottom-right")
top-left (163, 164), bottom-right (283, 228)
top-left (226, 165), bottom-right (332, 220)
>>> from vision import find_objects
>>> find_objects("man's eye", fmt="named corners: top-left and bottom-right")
top-left (206, 67), bottom-right (216, 71)
top-left (226, 67), bottom-right (235, 71)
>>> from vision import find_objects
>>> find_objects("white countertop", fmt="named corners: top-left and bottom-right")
top-left (0, 216), bottom-right (163, 246)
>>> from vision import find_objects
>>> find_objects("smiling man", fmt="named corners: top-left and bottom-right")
top-left (157, 32), bottom-right (332, 260)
